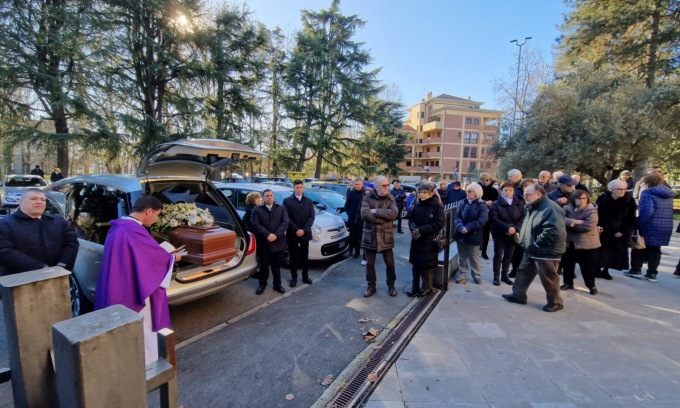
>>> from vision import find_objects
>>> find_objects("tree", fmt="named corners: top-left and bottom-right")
top-left (0, 0), bottom-right (104, 176)
top-left (491, 67), bottom-right (678, 185)
top-left (284, 0), bottom-right (382, 178)
top-left (559, 0), bottom-right (680, 88)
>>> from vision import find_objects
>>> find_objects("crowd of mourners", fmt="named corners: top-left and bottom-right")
top-left (437, 166), bottom-right (676, 312)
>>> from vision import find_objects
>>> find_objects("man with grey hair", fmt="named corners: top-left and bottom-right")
top-left (507, 169), bottom-right (523, 200)
top-left (361, 175), bottom-right (399, 297)
top-left (344, 178), bottom-right (365, 258)
top-left (538, 170), bottom-right (557, 193)
top-left (552, 171), bottom-right (564, 185)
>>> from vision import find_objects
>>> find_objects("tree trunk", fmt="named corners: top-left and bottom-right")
top-left (315, 149), bottom-right (323, 179)
top-left (53, 108), bottom-right (70, 177)
top-left (645, 3), bottom-right (660, 88)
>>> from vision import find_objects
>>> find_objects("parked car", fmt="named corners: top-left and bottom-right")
top-left (270, 177), bottom-right (293, 184)
top-left (0, 174), bottom-right (49, 211)
top-left (220, 176), bottom-right (250, 183)
top-left (262, 180), bottom-right (294, 188)
top-left (45, 139), bottom-right (262, 316)
top-left (216, 182), bottom-right (349, 265)
top-left (310, 183), bottom-right (349, 197)
top-left (399, 183), bottom-right (418, 219)
top-left (305, 189), bottom-right (348, 224)
top-left (250, 176), bottom-right (271, 183)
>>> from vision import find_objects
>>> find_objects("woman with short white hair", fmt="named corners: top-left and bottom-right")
top-left (453, 182), bottom-right (489, 284)
top-left (595, 179), bottom-right (636, 279)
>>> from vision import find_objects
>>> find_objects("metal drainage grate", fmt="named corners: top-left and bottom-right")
top-left (328, 290), bottom-right (444, 408)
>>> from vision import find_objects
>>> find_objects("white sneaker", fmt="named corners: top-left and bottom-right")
top-left (361, 260), bottom-right (367, 266)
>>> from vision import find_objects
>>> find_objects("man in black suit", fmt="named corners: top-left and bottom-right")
top-left (252, 189), bottom-right (289, 295)
top-left (283, 180), bottom-right (315, 287)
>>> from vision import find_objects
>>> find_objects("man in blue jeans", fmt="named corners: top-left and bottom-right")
top-left (502, 184), bottom-right (567, 312)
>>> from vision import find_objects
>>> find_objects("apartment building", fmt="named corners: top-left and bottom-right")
top-left (400, 92), bottom-right (503, 181)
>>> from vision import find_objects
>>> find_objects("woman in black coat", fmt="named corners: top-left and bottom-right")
top-left (407, 183), bottom-right (445, 297)
top-left (242, 191), bottom-right (262, 233)
top-left (595, 179), bottom-right (636, 279)
top-left (488, 181), bottom-right (525, 286)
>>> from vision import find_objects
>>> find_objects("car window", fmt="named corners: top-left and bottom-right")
top-left (5, 177), bottom-right (47, 187)
top-left (61, 183), bottom-right (130, 244)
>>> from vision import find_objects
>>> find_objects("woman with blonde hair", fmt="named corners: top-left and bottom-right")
top-left (242, 191), bottom-right (262, 232)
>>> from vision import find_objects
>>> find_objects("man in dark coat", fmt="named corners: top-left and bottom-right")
top-left (344, 178), bottom-right (364, 257)
top-left (502, 184), bottom-right (567, 312)
top-left (479, 172), bottom-right (499, 260)
top-left (390, 180), bottom-right (407, 234)
top-left (537, 171), bottom-right (558, 193)
top-left (0, 188), bottom-right (79, 276)
top-left (283, 180), bottom-right (315, 287)
top-left (50, 167), bottom-right (65, 183)
top-left (446, 180), bottom-right (466, 206)
top-left (548, 175), bottom-right (577, 207)
top-left (252, 189), bottom-right (289, 295)
top-left (407, 182), bottom-right (445, 297)
top-left (361, 176), bottom-right (398, 297)
top-left (489, 181), bottom-right (525, 286)
top-left (30, 165), bottom-right (44, 178)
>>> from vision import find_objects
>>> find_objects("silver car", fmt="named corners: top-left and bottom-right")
top-left (0, 174), bottom-right (48, 212)
top-left (45, 139), bottom-right (262, 315)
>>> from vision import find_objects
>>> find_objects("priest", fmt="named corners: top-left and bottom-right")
top-left (95, 195), bottom-right (183, 365)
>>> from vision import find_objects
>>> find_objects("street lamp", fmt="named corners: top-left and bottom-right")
top-left (510, 37), bottom-right (531, 138)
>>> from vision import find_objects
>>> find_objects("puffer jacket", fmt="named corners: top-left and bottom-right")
top-left (489, 197), bottom-right (525, 237)
top-left (453, 198), bottom-right (488, 245)
top-left (563, 203), bottom-right (601, 250)
top-left (637, 185), bottom-right (674, 246)
top-left (361, 189), bottom-right (398, 252)
top-left (408, 196), bottom-right (446, 269)
top-left (518, 195), bottom-right (566, 259)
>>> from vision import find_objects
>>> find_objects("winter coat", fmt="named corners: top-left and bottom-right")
top-left (547, 188), bottom-right (571, 207)
top-left (563, 203), bottom-right (601, 250)
top-left (361, 189), bottom-right (398, 252)
top-left (446, 188), bottom-right (467, 206)
top-left (283, 194), bottom-right (315, 241)
top-left (481, 184), bottom-right (499, 203)
top-left (518, 195), bottom-right (566, 259)
top-left (489, 197), bottom-right (525, 237)
top-left (391, 188), bottom-right (407, 210)
top-left (453, 198), bottom-right (488, 246)
top-left (538, 182), bottom-right (558, 193)
top-left (251, 204), bottom-right (289, 253)
top-left (637, 185), bottom-right (674, 247)
top-left (0, 209), bottom-right (79, 275)
top-left (596, 191), bottom-right (637, 270)
top-left (436, 188), bottom-right (448, 205)
top-left (344, 188), bottom-right (364, 226)
top-left (408, 196), bottom-right (446, 269)
top-left (242, 204), bottom-right (257, 232)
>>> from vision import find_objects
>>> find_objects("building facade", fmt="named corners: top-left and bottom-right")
top-left (400, 92), bottom-right (503, 181)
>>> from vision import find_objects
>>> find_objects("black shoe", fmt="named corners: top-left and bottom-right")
top-left (493, 277), bottom-right (500, 286)
top-left (398, 230), bottom-right (404, 234)
top-left (624, 270), bottom-right (642, 279)
top-left (508, 270), bottom-right (517, 278)
top-left (589, 287), bottom-right (598, 295)
top-left (473, 277), bottom-right (482, 284)
top-left (416, 288), bottom-right (433, 297)
top-left (501, 276), bottom-right (514, 285)
top-left (502, 294), bottom-right (527, 305)
top-left (388, 286), bottom-right (397, 297)
top-left (255, 286), bottom-right (265, 295)
top-left (560, 284), bottom-right (574, 290)
top-left (543, 303), bottom-right (564, 312)
top-left (644, 273), bottom-right (657, 283)
top-left (481, 252), bottom-right (489, 260)
top-left (364, 287), bottom-right (376, 297)
top-left (289, 278), bottom-right (297, 287)
top-left (601, 271), bottom-right (613, 280)
top-left (352, 252), bottom-right (360, 259)
top-left (673, 269), bottom-right (680, 277)
top-left (302, 276), bottom-right (313, 285)
top-left (273, 285), bottom-right (286, 294)
top-left (406, 288), bottom-right (419, 297)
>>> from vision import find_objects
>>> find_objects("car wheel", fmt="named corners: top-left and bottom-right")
top-left (282, 249), bottom-right (291, 268)
top-left (70, 274), bottom-right (93, 317)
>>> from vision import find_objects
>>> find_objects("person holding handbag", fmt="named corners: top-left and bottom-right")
top-left (595, 179), bottom-right (636, 279)
top-left (407, 182), bottom-right (445, 297)
top-left (625, 174), bottom-right (673, 282)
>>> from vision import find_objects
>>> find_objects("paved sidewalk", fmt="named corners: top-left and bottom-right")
top-left (367, 230), bottom-right (680, 407)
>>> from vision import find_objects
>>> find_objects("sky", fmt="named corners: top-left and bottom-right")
top-left (234, 0), bottom-right (572, 111)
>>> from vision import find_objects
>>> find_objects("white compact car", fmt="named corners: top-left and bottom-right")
top-left (216, 182), bottom-right (349, 265)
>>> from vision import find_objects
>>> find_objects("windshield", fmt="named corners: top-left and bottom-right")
top-left (5, 177), bottom-right (47, 187)
top-left (311, 192), bottom-right (345, 208)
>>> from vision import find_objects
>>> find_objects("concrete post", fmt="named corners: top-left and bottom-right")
top-left (0, 267), bottom-right (71, 408)
top-left (52, 305), bottom-right (147, 408)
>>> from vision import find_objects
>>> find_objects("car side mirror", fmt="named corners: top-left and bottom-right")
top-left (315, 203), bottom-right (327, 210)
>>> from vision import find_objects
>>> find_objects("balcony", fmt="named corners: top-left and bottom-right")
top-left (421, 136), bottom-right (443, 145)
top-left (422, 121), bottom-right (443, 133)
top-left (401, 165), bottom-right (442, 174)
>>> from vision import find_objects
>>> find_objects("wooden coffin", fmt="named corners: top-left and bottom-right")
top-left (167, 225), bottom-right (237, 266)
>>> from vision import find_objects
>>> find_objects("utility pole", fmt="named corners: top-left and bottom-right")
top-left (510, 37), bottom-right (531, 138)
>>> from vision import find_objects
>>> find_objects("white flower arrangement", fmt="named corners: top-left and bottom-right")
top-left (152, 202), bottom-right (214, 233)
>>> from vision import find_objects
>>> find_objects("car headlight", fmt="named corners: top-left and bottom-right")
top-left (312, 225), bottom-right (322, 240)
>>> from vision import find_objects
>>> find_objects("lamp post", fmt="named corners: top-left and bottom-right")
top-left (510, 37), bottom-right (531, 138)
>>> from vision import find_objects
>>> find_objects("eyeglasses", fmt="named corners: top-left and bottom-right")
top-left (379, 184), bottom-right (389, 187)
top-left (466, 190), bottom-right (475, 193)
top-left (574, 197), bottom-right (587, 201)
top-left (483, 179), bottom-right (491, 181)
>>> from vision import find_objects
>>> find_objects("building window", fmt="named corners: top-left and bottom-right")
top-left (420, 112), bottom-right (425, 118)
top-left (436, 146), bottom-right (440, 152)
top-left (426, 147), bottom-right (430, 152)
top-left (455, 161), bottom-right (460, 169)
top-left (464, 133), bottom-right (479, 144)
top-left (457, 132), bottom-right (461, 139)
top-left (469, 162), bottom-right (477, 171)
top-left (481, 148), bottom-right (485, 154)
top-left (435, 161), bottom-right (439, 166)
top-left (487, 134), bottom-right (494, 141)
top-left (470, 147), bottom-right (477, 158)
top-left (463, 147), bottom-right (470, 158)
top-left (473, 118), bottom-right (480, 125)
top-left (465, 118), bottom-right (472, 125)
top-left (406, 161), bottom-right (412, 166)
